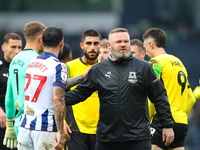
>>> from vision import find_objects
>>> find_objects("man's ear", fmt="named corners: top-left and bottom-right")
top-left (107, 41), bottom-right (111, 49)
top-left (149, 42), bottom-right (154, 49)
top-left (37, 34), bottom-right (44, 47)
top-left (2, 44), bottom-right (5, 52)
top-left (68, 54), bottom-right (72, 61)
top-left (141, 51), bottom-right (146, 59)
top-left (60, 40), bottom-right (64, 48)
top-left (80, 42), bottom-right (83, 50)
top-left (38, 34), bottom-right (42, 43)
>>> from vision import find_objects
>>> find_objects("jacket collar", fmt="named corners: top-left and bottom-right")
top-left (108, 53), bottom-right (133, 63)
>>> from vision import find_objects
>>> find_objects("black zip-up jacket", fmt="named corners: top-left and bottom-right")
top-left (0, 55), bottom-right (10, 112)
top-left (65, 55), bottom-right (174, 142)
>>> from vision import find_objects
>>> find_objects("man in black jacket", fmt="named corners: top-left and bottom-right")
top-left (65, 28), bottom-right (174, 150)
top-left (0, 33), bottom-right (22, 150)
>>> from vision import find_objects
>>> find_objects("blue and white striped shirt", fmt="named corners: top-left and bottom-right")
top-left (19, 52), bottom-right (67, 132)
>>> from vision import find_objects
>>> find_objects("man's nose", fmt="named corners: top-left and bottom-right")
top-left (91, 44), bottom-right (95, 49)
top-left (120, 42), bottom-right (126, 46)
top-left (15, 48), bottom-right (21, 54)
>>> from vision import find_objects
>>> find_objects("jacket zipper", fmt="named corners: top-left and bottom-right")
top-left (117, 64), bottom-right (123, 142)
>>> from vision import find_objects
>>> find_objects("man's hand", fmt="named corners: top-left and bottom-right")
top-left (0, 108), bottom-right (6, 128)
top-left (54, 131), bottom-right (65, 150)
top-left (3, 121), bottom-right (17, 149)
top-left (162, 128), bottom-right (174, 146)
top-left (83, 68), bottom-right (91, 80)
top-left (64, 123), bottom-right (72, 140)
top-left (65, 68), bottom-right (91, 91)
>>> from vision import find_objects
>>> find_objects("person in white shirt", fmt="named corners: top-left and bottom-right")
top-left (18, 27), bottom-right (67, 150)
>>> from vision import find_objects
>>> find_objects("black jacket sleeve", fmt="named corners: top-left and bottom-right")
top-left (145, 64), bottom-right (174, 128)
top-left (65, 67), bottom-right (97, 106)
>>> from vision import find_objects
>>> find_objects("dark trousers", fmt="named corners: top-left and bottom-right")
top-left (66, 131), bottom-right (96, 150)
top-left (95, 140), bottom-right (151, 150)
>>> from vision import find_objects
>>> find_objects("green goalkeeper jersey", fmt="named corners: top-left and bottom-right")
top-left (5, 49), bottom-right (38, 136)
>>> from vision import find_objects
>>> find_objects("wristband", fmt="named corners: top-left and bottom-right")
top-left (7, 118), bottom-right (15, 122)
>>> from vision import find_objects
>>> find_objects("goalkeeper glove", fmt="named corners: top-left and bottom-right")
top-left (3, 118), bottom-right (17, 149)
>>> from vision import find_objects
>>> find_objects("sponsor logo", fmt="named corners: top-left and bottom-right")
top-left (62, 64), bottom-right (67, 70)
top-left (15, 103), bottom-right (20, 111)
top-left (105, 71), bottom-right (111, 78)
top-left (128, 72), bottom-right (137, 83)
top-left (3, 73), bottom-right (8, 78)
top-left (60, 70), bottom-right (67, 84)
top-left (150, 127), bottom-right (156, 136)
top-left (25, 106), bottom-right (35, 116)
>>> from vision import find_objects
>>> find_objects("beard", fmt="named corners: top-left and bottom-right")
top-left (83, 50), bottom-right (99, 61)
top-left (110, 46), bottom-right (131, 59)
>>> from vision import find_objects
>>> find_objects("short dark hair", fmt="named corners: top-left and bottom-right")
top-left (24, 21), bottom-right (46, 40)
top-left (143, 28), bottom-right (167, 48)
top-left (130, 39), bottom-right (145, 52)
top-left (58, 43), bottom-right (72, 61)
top-left (3, 33), bottom-right (22, 43)
top-left (42, 27), bottom-right (64, 48)
top-left (81, 29), bottom-right (101, 42)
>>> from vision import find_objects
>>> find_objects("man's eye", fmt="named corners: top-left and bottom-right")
top-left (86, 42), bottom-right (92, 45)
top-left (94, 42), bottom-right (99, 46)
